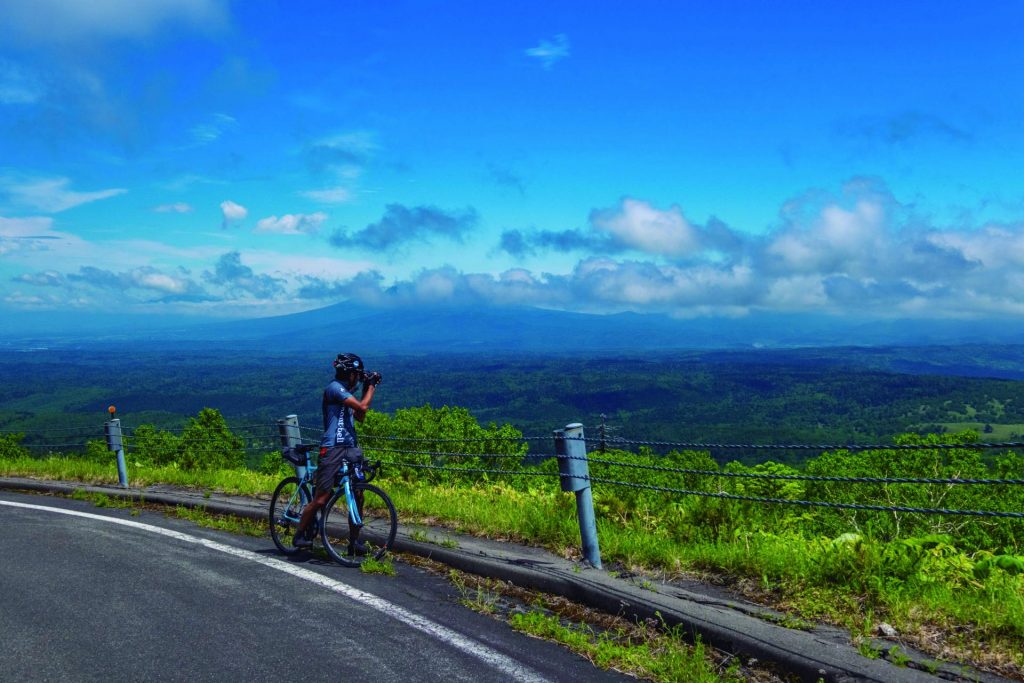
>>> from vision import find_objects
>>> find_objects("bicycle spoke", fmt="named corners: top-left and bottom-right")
top-left (269, 477), bottom-right (311, 555)
top-left (320, 482), bottom-right (397, 567)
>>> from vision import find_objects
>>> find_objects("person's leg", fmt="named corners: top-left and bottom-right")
top-left (296, 490), bottom-right (332, 538)
top-left (295, 447), bottom-right (345, 546)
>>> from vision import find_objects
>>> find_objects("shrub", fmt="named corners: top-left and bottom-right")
top-left (0, 433), bottom-right (29, 460)
top-left (124, 408), bottom-right (244, 471)
top-left (361, 404), bottom-right (529, 486)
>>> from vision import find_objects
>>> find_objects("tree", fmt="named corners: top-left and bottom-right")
top-left (178, 408), bottom-right (245, 470)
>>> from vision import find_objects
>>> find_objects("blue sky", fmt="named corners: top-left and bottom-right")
top-left (1, 1), bottom-right (1023, 323)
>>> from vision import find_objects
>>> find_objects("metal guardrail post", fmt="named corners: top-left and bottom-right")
top-left (554, 422), bottom-right (602, 568)
top-left (277, 414), bottom-right (305, 478)
top-left (104, 418), bottom-right (128, 488)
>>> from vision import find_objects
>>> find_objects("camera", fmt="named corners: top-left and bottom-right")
top-left (363, 370), bottom-right (382, 387)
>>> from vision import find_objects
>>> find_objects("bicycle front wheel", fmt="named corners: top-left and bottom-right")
top-left (269, 476), bottom-right (312, 555)
top-left (321, 482), bottom-right (397, 567)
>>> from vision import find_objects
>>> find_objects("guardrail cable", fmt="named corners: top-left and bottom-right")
top-left (7, 419), bottom-right (1023, 519)
top-left (580, 475), bottom-right (1024, 519)
top-left (378, 460), bottom-right (557, 478)
top-left (366, 446), bottom-right (528, 460)
top-left (570, 453), bottom-right (1024, 486)
top-left (124, 423), bottom-right (275, 433)
top-left (360, 434), bottom-right (552, 443)
top-left (364, 447), bottom-right (1024, 486)
top-left (376, 459), bottom-right (1024, 519)
top-left (588, 437), bottom-right (1024, 451)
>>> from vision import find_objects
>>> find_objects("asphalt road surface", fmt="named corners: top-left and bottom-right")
top-left (0, 490), bottom-right (631, 682)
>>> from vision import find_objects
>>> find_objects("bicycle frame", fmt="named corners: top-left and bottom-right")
top-left (340, 462), bottom-right (363, 527)
top-left (281, 451), bottom-right (362, 528)
top-left (280, 451), bottom-right (317, 523)
top-left (270, 446), bottom-right (396, 565)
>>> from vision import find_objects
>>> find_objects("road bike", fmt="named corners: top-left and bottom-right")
top-left (268, 444), bottom-right (397, 567)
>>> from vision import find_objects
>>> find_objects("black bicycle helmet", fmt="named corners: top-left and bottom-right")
top-left (333, 352), bottom-right (364, 374)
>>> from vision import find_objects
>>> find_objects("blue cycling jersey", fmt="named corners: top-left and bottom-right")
top-left (321, 380), bottom-right (357, 448)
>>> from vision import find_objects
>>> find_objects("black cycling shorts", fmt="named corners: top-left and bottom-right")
top-left (316, 446), bottom-right (363, 495)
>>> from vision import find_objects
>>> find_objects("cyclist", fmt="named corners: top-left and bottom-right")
top-left (293, 352), bottom-right (381, 550)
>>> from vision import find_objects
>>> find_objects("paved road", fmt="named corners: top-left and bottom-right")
top-left (0, 490), bottom-right (629, 682)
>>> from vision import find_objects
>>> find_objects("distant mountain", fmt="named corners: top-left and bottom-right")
top-left (4, 302), bottom-right (1024, 353)
top-left (113, 304), bottom-right (1024, 353)
top-left (149, 304), bottom-right (860, 352)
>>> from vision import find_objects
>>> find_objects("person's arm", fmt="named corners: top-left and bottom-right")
top-left (342, 384), bottom-right (375, 422)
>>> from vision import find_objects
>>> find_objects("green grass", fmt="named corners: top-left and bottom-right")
top-left (443, 566), bottom-right (745, 682)
top-left (171, 505), bottom-right (268, 537)
top-left (344, 478), bottom-right (1024, 675)
top-left (923, 422), bottom-right (1024, 440)
top-left (65, 486), bottom-right (268, 537)
top-left (449, 571), bottom-right (501, 615)
top-left (407, 526), bottom-right (463, 549)
top-left (70, 488), bottom-right (135, 509)
top-left (509, 610), bottom-right (739, 683)
top-left (360, 556), bottom-right (396, 576)
top-left (5, 454), bottom-right (1023, 677)
top-left (0, 454), bottom-right (279, 494)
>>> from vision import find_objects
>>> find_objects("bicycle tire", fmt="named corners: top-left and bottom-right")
top-left (269, 476), bottom-right (312, 555)
top-left (320, 482), bottom-right (397, 567)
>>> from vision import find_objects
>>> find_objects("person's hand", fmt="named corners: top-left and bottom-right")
top-left (363, 371), bottom-right (382, 388)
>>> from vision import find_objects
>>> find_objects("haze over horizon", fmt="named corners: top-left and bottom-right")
top-left (2, 2), bottom-right (1023, 335)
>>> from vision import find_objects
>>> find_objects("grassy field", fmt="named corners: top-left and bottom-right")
top-left (923, 422), bottom-right (1024, 441)
top-left (2, 449), bottom-right (1022, 681)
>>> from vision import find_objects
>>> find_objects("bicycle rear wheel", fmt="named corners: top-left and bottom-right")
top-left (321, 482), bottom-right (397, 567)
top-left (269, 476), bottom-right (312, 555)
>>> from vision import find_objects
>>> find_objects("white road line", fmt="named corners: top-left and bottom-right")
top-left (1, 500), bottom-right (550, 683)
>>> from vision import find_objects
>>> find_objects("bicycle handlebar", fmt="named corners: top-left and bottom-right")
top-left (361, 460), bottom-right (382, 483)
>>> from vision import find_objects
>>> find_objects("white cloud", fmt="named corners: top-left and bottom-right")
top-left (2, 291), bottom-right (60, 308)
top-left (129, 268), bottom-right (196, 294)
top-left (302, 187), bottom-right (353, 204)
top-left (302, 182), bottom-right (1024, 318)
top-left (0, 215), bottom-right (88, 256)
top-left (0, 176), bottom-right (126, 213)
top-left (251, 253), bottom-right (375, 280)
top-left (764, 196), bottom-right (888, 275)
top-left (0, 59), bottom-right (43, 104)
top-left (316, 131), bottom-right (377, 155)
top-left (525, 34), bottom-right (570, 69)
top-left (7, 179), bottom-right (1024, 321)
top-left (220, 200), bottom-right (247, 228)
top-left (254, 212), bottom-right (327, 236)
top-left (0, 0), bottom-right (228, 46)
top-left (0, 215), bottom-right (56, 238)
top-left (13, 270), bottom-right (64, 287)
top-left (11, 263), bottom-right (208, 303)
top-left (765, 275), bottom-right (829, 309)
top-left (591, 198), bottom-right (701, 256)
top-left (153, 203), bottom-right (193, 213)
top-left (765, 232), bottom-right (818, 270)
top-left (819, 201), bottom-right (884, 249)
top-left (161, 174), bottom-right (227, 191)
top-left (302, 131), bottom-right (376, 181)
top-left (926, 225), bottom-right (1024, 269)
top-left (189, 113), bottom-right (237, 145)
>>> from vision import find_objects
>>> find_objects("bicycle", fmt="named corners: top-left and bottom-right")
top-left (269, 444), bottom-right (398, 567)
